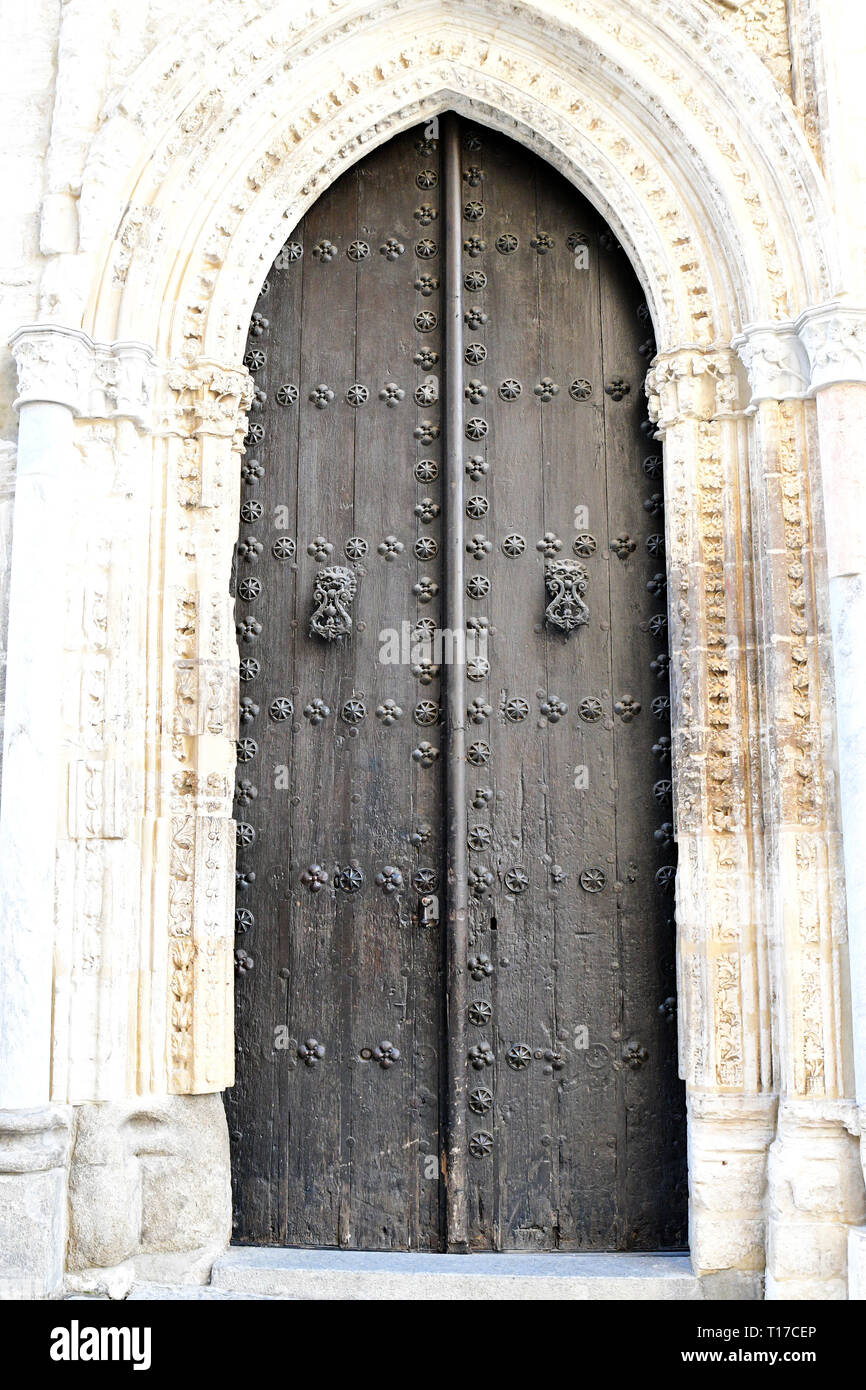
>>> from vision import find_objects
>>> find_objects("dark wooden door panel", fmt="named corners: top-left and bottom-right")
top-left (227, 128), bottom-right (444, 1250)
top-left (228, 117), bottom-right (686, 1253)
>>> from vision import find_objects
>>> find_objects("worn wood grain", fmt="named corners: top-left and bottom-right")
top-left (228, 117), bottom-right (686, 1252)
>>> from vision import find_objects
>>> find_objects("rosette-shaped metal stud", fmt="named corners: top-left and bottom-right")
top-left (297, 1039), bottom-right (326, 1067)
top-left (300, 864), bottom-right (329, 892)
top-left (375, 866), bottom-right (404, 894)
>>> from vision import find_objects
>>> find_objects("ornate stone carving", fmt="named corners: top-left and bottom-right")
top-left (646, 347), bottom-right (743, 426)
top-left (733, 325), bottom-right (810, 405)
top-left (10, 326), bottom-right (157, 425)
top-left (67, 760), bottom-right (127, 840)
top-left (796, 304), bottom-right (866, 392)
top-left (705, 0), bottom-right (793, 94)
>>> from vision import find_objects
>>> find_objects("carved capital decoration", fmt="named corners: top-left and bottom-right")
top-left (162, 358), bottom-right (254, 510)
top-left (732, 323), bottom-right (811, 406)
top-left (796, 303), bottom-right (866, 392)
top-left (9, 325), bottom-right (92, 413)
top-left (645, 346), bottom-right (743, 430)
top-left (9, 324), bottom-right (157, 426)
top-left (164, 359), bottom-right (254, 442)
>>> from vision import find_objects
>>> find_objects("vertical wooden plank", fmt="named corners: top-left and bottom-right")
top-left (406, 125), bottom-right (447, 1250)
top-left (471, 128), bottom-right (552, 1249)
top-left (228, 220), bottom-right (306, 1244)
top-left (283, 165), bottom-right (359, 1247)
top-left (598, 237), bottom-right (686, 1248)
top-left (442, 113), bottom-right (469, 1252)
top-left (344, 126), bottom-right (440, 1250)
top-left (534, 165), bottom-right (618, 1249)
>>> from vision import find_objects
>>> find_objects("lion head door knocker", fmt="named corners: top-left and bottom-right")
top-left (309, 565), bottom-right (357, 641)
top-left (544, 558), bottom-right (589, 634)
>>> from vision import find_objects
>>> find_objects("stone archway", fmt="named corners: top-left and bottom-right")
top-left (2, 0), bottom-right (865, 1298)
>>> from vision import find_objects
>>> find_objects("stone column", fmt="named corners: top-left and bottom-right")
top-left (0, 326), bottom-right (93, 1296)
top-left (734, 312), bottom-right (866, 1299)
top-left (797, 303), bottom-right (866, 1297)
top-left (0, 329), bottom-right (89, 1106)
top-left (647, 346), bottom-right (776, 1298)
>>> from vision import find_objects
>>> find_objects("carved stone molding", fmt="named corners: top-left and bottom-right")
top-left (70, 0), bottom-right (837, 369)
top-left (67, 760), bottom-right (127, 841)
top-left (161, 359), bottom-right (254, 510)
top-left (162, 360), bottom-right (254, 444)
top-left (9, 325), bottom-right (157, 427)
top-left (704, 0), bottom-right (793, 95)
top-left (4, 329), bottom-right (249, 1102)
top-left (796, 303), bottom-right (866, 392)
top-left (155, 357), bottom-right (251, 1095)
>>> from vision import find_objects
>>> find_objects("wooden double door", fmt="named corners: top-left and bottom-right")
top-left (227, 116), bottom-right (686, 1252)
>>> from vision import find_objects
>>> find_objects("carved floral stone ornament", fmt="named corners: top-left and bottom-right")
top-left (544, 558), bottom-right (589, 634)
top-left (309, 565), bottom-right (357, 642)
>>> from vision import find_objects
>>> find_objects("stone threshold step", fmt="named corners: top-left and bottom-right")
top-left (124, 1284), bottom-right (280, 1300)
top-left (209, 1249), bottom-right (702, 1300)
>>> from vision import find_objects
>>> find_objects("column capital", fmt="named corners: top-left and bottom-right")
top-left (163, 357), bottom-right (255, 442)
top-left (796, 302), bottom-right (866, 392)
top-left (730, 305), bottom-right (866, 407)
top-left (645, 344), bottom-right (743, 431)
top-left (731, 321), bottom-right (810, 407)
top-left (8, 323), bottom-right (158, 426)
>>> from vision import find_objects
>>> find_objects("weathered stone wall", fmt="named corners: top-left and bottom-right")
top-left (0, 0), bottom-right (864, 1299)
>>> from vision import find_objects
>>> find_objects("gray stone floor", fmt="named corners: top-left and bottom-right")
top-left (123, 1249), bottom-right (702, 1300)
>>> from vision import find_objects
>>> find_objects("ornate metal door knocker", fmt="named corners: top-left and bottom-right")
top-left (544, 558), bottom-right (589, 633)
top-left (309, 565), bottom-right (357, 641)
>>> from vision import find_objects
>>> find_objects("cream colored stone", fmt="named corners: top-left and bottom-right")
top-left (67, 1094), bottom-right (231, 1283)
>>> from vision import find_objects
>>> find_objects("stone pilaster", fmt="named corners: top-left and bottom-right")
top-left (153, 359), bottom-right (252, 1095)
top-left (735, 310), bottom-right (866, 1298)
top-left (795, 302), bottom-right (866, 1297)
top-left (4, 326), bottom-right (246, 1108)
top-left (648, 344), bottom-right (776, 1293)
